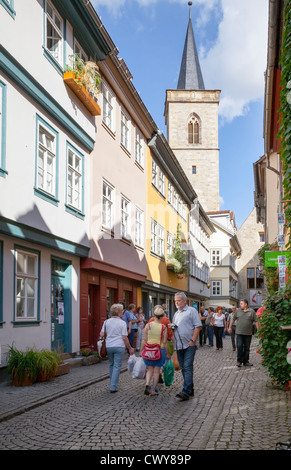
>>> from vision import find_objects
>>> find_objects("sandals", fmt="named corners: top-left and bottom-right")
top-left (144, 385), bottom-right (159, 396)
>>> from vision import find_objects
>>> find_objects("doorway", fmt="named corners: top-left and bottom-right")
top-left (51, 258), bottom-right (71, 353)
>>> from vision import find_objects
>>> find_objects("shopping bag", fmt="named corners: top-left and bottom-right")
top-left (132, 357), bottom-right (147, 379)
top-left (173, 351), bottom-right (180, 371)
top-left (127, 354), bottom-right (137, 372)
top-left (163, 360), bottom-right (174, 386)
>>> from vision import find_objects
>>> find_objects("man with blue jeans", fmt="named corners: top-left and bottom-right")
top-left (228, 299), bottom-right (257, 368)
top-left (171, 292), bottom-right (202, 401)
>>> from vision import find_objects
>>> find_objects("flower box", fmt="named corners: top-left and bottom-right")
top-left (63, 71), bottom-right (101, 116)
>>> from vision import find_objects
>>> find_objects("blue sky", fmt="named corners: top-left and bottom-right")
top-left (91, 0), bottom-right (268, 228)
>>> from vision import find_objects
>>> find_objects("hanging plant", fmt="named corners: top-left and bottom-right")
top-left (65, 54), bottom-right (102, 99)
top-left (167, 223), bottom-right (189, 278)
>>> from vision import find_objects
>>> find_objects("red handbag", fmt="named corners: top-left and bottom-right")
top-left (142, 325), bottom-right (164, 361)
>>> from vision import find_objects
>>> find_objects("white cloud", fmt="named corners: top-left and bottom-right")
top-left (200, 0), bottom-right (268, 122)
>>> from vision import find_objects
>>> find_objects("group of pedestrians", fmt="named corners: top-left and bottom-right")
top-left (99, 295), bottom-right (258, 398)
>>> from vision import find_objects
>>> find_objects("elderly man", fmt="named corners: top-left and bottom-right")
top-left (228, 299), bottom-right (258, 367)
top-left (171, 292), bottom-right (202, 401)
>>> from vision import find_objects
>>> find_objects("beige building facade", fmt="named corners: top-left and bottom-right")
top-left (237, 209), bottom-right (266, 309)
top-left (164, 89), bottom-right (220, 212)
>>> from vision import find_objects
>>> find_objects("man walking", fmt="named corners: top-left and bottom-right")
top-left (228, 299), bottom-right (257, 367)
top-left (171, 292), bottom-right (201, 401)
top-left (199, 305), bottom-right (207, 346)
top-left (227, 306), bottom-right (237, 351)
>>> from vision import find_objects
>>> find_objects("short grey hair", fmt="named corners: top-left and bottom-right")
top-left (174, 292), bottom-right (187, 300)
top-left (110, 303), bottom-right (124, 317)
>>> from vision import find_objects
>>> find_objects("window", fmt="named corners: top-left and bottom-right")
top-left (259, 232), bottom-right (265, 242)
top-left (0, 81), bottom-right (7, 177)
top-left (15, 249), bottom-right (39, 321)
top-left (211, 249), bottom-right (221, 266)
top-left (45, 0), bottom-right (64, 67)
top-left (67, 145), bottom-right (83, 214)
top-left (247, 267), bottom-right (264, 289)
top-left (37, 124), bottom-right (57, 197)
top-left (167, 232), bottom-right (174, 257)
top-left (121, 196), bottom-right (130, 240)
top-left (151, 219), bottom-right (164, 258)
top-left (188, 115), bottom-right (200, 144)
top-left (135, 129), bottom-right (144, 167)
top-left (121, 111), bottom-right (130, 151)
top-left (189, 254), bottom-right (195, 277)
top-left (102, 83), bottom-right (114, 131)
top-left (168, 182), bottom-right (173, 205)
top-left (74, 39), bottom-right (88, 62)
top-left (192, 165), bottom-right (197, 174)
top-left (211, 280), bottom-right (221, 296)
top-left (135, 208), bottom-right (144, 247)
top-left (152, 159), bottom-right (165, 197)
top-left (0, 0), bottom-right (15, 18)
top-left (102, 180), bottom-right (114, 230)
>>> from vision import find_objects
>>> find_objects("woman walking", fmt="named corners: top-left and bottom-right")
top-left (212, 306), bottom-right (227, 350)
top-left (135, 306), bottom-right (146, 352)
top-left (100, 303), bottom-right (134, 393)
top-left (140, 306), bottom-right (171, 396)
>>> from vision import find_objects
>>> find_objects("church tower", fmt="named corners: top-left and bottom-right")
top-left (164, 2), bottom-right (221, 211)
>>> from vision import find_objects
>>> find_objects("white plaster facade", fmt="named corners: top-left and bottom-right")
top-left (0, 0), bottom-right (110, 364)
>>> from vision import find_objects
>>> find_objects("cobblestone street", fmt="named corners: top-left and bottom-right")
top-left (0, 336), bottom-right (290, 451)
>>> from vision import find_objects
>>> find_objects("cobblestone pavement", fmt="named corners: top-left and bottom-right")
top-left (0, 336), bottom-right (290, 451)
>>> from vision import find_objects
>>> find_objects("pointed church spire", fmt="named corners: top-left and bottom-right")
top-left (177, 2), bottom-right (205, 90)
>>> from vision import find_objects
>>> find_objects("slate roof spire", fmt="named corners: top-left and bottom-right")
top-left (177, 2), bottom-right (205, 90)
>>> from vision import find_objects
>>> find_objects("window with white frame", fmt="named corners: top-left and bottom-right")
top-left (152, 159), bottom-right (165, 197)
top-left (45, 0), bottom-right (64, 66)
top-left (102, 180), bottom-right (114, 230)
top-left (37, 124), bottom-right (57, 197)
top-left (167, 232), bottom-right (174, 257)
top-left (168, 182), bottom-right (173, 206)
top-left (152, 160), bottom-right (158, 188)
top-left (74, 39), bottom-right (88, 62)
top-left (151, 219), bottom-right (165, 258)
top-left (135, 208), bottom-right (144, 247)
top-left (0, 81), bottom-right (7, 177)
top-left (211, 249), bottom-right (221, 266)
top-left (189, 254), bottom-right (195, 277)
top-left (121, 111), bottom-right (130, 151)
top-left (15, 249), bottom-right (39, 320)
top-left (173, 189), bottom-right (178, 211)
top-left (135, 129), bottom-right (144, 167)
top-left (67, 146), bottom-right (83, 212)
top-left (211, 280), bottom-right (222, 296)
top-left (102, 83), bottom-right (114, 131)
top-left (121, 196), bottom-right (130, 239)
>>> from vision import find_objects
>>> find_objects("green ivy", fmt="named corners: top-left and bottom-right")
top-left (258, 243), bottom-right (279, 295)
top-left (256, 284), bottom-right (291, 387)
top-left (279, 0), bottom-right (291, 243)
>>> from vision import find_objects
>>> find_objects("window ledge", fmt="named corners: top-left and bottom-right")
top-left (102, 121), bottom-right (116, 139)
top-left (120, 142), bottom-right (131, 157)
top-left (12, 321), bottom-right (41, 327)
top-left (65, 204), bottom-right (85, 220)
top-left (34, 187), bottom-right (59, 206)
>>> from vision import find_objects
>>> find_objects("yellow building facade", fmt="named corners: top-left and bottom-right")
top-left (141, 132), bottom-right (196, 319)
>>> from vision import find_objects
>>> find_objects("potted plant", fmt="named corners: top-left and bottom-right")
top-left (80, 345), bottom-right (101, 366)
top-left (64, 54), bottom-right (102, 116)
top-left (7, 346), bottom-right (39, 386)
top-left (36, 350), bottom-right (61, 382)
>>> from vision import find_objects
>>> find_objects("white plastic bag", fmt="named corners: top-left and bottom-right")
top-left (127, 354), bottom-right (137, 372)
top-left (132, 357), bottom-right (146, 379)
top-left (97, 340), bottom-right (103, 355)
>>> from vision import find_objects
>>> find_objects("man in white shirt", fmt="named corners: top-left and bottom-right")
top-left (171, 292), bottom-right (202, 401)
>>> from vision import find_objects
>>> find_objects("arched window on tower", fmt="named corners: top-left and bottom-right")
top-left (188, 115), bottom-right (201, 144)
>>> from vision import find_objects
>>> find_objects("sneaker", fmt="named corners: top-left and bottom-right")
top-left (144, 385), bottom-right (150, 395)
top-left (244, 362), bottom-right (253, 367)
top-left (237, 362), bottom-right (242, 368)
top-left (175, 392), bottom-right (189, 401)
